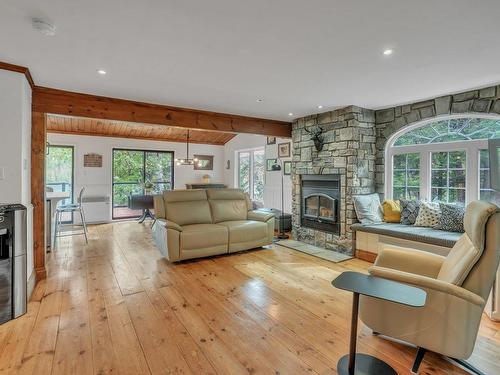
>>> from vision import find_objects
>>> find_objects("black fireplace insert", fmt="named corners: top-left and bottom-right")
top-left (301, 174), bottom-right (340, 235)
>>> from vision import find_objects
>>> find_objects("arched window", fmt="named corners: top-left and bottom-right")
top-left (386, 115), bottom-right (500, 204)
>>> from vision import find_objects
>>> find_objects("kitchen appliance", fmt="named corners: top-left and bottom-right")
top-left (0, 204), bottom-right (27, 324)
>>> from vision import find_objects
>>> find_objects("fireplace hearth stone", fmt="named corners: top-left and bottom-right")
top-left (277, 239), bottom-right (352, 263)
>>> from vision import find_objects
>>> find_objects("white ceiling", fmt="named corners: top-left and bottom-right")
top-left (2, 1), bottom-right (500, 121)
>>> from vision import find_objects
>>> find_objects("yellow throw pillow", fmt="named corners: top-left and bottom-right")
top-left (383, 200), bottom-right (401, 223)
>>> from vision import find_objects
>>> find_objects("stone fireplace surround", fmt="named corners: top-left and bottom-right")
top-left (291, 106), bottom-right (376, 254)
top-left (291, 84), bottom-right (500, 256)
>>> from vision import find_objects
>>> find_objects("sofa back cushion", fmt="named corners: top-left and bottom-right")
top-left (163, 190), bottom-right (213, 226)
top-left (207, 189), bottom-right (249, 223)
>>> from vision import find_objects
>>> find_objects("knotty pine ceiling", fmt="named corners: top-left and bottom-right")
top-left (46, 115), bottom-right (237, 145)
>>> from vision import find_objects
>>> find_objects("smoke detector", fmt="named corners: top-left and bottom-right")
top-left (32, 18), bottom-right (56, 36)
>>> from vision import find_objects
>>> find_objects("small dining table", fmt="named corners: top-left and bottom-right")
top-left (46, 191), bottom-right (70, 249)
top-left (128, 194), bottom-right (155, 223)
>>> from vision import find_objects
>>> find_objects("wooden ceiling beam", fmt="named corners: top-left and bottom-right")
top-left (34, 86), bottom-right (292, 137)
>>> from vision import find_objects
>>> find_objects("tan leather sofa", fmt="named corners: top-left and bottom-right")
top-left (358, 200), bottom-right (500, 371)
top-left (152, 189), bottom-right (274, 261)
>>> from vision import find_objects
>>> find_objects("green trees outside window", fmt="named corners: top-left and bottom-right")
top-left (238, 148), bottom-right (264, 202)
top-left (112, 149), bottom-right (174, 219)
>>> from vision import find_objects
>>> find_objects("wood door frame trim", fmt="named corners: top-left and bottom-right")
top-left (0, 61), bottom-right (35, 89)
top-left (31, 112), bottom-right (47, 282)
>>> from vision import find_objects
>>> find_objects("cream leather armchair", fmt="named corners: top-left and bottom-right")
top-left (152, 189), bottom-right (274, 261)
top-left (359, 201), bottom-right (500, 374)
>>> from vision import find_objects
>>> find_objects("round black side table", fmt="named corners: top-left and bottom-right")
top-left (332, 271), bottom-right (427, 375)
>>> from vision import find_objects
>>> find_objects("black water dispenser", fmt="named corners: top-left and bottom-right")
top-left (0, 204), bottom-right (27, 324)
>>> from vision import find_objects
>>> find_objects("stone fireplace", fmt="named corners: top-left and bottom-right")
top-left (301, 174), bottom-right (340, 235)
top-left (291, 106), bottom-right (376, 255)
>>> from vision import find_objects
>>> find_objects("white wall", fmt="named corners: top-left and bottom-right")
top-left (0, 70), bottom-right (31, 205)
top-left (0, 69), bottom-right (33, 284)
top-left (224, 134), bottom-right (292, 213)
top-left (47, 133), bottom-right (225, 222)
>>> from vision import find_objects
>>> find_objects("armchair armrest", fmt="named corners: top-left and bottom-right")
top-left (153, 195), bottom-right (166, 219)
top-left (369, 266), bottom-right (485, 306)
top-left (247, 210), bottom-right (274, 222)
top-left (374, 245), bottom-right (446, 278)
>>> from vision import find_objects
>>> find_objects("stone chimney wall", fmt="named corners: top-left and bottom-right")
top-left (291, 106), bottom-right (376, 254)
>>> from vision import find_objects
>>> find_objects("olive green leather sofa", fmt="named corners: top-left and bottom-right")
top-left (152, 189), bottom-right (274, 261)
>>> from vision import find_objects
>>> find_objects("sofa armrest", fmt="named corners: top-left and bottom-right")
top-left (155, 219), bottom-right (182, 231)
top-left (369, 266), bottom-right (485, 306)
top-left (165, 220), bottom-right (182, 232)
top-left (374, 245), bottom-right (446, 278)
top-left (153, 194), bottom-right (166, 219)
top-left (247, 210), bottom-right (274, 222)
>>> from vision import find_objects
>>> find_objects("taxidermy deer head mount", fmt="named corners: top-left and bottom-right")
top-left (305, 126), bottom-right (325, 152)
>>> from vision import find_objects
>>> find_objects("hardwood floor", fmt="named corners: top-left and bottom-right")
top-left (1, 221), bottom-right (499, 374)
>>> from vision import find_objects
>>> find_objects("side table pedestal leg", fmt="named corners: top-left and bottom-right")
top-left (337, 292), bottom-right (397, 375)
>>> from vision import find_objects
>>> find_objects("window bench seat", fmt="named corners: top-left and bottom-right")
top-left (351, 222), bottom-right (462, 262)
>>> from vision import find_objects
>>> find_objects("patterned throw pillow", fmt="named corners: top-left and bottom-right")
top-left (435, 203), bottom-right (465, 233)
top-left (414, 201), bottom-right (441, 227)
top-left (400, 199), bottom-right (420, 225)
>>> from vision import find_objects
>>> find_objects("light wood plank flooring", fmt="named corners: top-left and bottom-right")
top-left (0, 221), bottom-right (499, 374)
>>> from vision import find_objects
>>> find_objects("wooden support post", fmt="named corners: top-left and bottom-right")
top-left (31, 111), bottom-right (47, 281)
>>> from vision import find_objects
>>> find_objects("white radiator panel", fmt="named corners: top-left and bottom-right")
top-left (74, 196), bottom-right (111, 224)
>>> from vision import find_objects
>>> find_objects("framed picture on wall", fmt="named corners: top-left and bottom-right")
top-left (278, 142), bottom-right (291, 157)
top-left (194, 155), bottom-right (214, 170)
top-left (266, 158), bottom-right (278, 171)
top-left (267, 136), bottom-right (276, 145)
top-left (283, 161), bottom-right (292, 175)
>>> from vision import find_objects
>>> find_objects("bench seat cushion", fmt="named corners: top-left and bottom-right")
top-left (351, 222), bottom-right (461, 248)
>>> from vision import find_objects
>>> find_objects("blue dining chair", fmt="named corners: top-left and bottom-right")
top-left (54, 187), bottom-right (88, 245)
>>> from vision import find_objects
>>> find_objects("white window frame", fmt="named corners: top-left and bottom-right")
top-left (235, 146), bottom-right (265, 202)
top-left (385, 114), bottom-right (500, 204)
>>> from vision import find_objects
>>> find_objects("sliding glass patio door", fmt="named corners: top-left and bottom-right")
top-left (112, 149), bottom-right (174, 219)
top-left (46, 145), bottom-right (74, 223)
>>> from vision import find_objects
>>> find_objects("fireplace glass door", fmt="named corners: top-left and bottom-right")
top-left (304, 194), bottom-right (336, 222)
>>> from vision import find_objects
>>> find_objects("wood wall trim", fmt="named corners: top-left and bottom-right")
top-left (33, 86), bottom-right (292, 137)
top-left (31, 112), bottom-right (47, 281)
top-left (0, 61), bottom-right (35, 89)
top-left (355, 249), bottom-right (377, 263)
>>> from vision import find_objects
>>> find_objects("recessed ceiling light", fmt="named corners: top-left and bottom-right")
top-left (383, 49), bottom-right (393, 56)
top-left (97, 69), bottom-right (107, 75)
top-left (256, 98), bottom-right (264, 103)
top-left (317, 105), bottom-right (323, 109)
top-left (288, 113), bottom-right (294, 116)
top-left (32, 18), bottom-right (56, 36)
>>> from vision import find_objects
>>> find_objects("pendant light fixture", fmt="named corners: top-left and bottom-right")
top-left (175, 130), bottom-right (199, 166)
